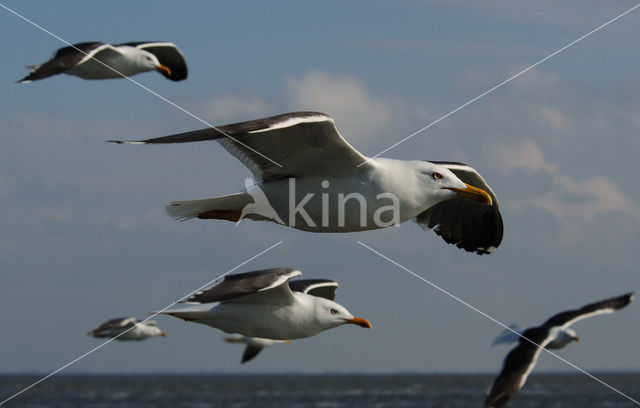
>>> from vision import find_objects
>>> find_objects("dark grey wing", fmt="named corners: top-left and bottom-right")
top-left (543, 292), bottom-right (634, 329)
top-left (94, 316), bottom-right (136, 330)
top-left (484, 327), bottom-right (551, 408)
top-left (288, 279), bottom-right (338, 300)
top-left (415, 161), bottom-right (503, 255)
top-left (241, 345), bottom-right (264, 364)
top-left (119, 42), bottom-right (187, 81)
top-left (182, 268), bottom-right (301, 304)
top-left (18, 42), bottom-right (105, 82)
top-left (89, 316), bottom-right (137, 337)
top-left (108, 112), bottom-right (372, 182)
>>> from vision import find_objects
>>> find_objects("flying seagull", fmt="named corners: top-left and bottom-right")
top-left (158, 268), bottom-right (371, 340)
top-left (223, 279), bottom-right (338, 364)
top-left (18, 41), bottom-right (187, 83)
top-left (484, 292), bottom-right (634, 408)
top-left (221, 278), bottom-right (339, 364)
top-left (88, 317), bottom-right (166, 341)
top-left (111, 111), bottom-right (502, 254)
top-left (223, 336), bottom-right (290, 364)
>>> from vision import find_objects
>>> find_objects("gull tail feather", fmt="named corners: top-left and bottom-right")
top-left (154, 308), bottom-right (208, 321)
top-left (223, 336), bottom-right (245, 344)
top-left (166, 193), bottom-right (251, 221)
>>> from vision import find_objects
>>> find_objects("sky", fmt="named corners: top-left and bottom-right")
top-left (0, 0), bottom-right (639, 392)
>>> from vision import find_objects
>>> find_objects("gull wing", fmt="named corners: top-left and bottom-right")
top-left (93, 316), bottom-right (137, 331)
top-left (241, 345), bottom-right (264, 364)
top-left (288, 279), bottom-right (338, 301)
top-left (75, 43), bottom-right (123, 65)
top-left (109, 112), bottom-right (372, 181)
top-left (414, 161), bottom-right (502, 255)
top-left (18, 42), bottom-right (106, 83)
top-left (491, 324), bottom-right (523, 347)
top-left (542, 292), bottom-right (634, 329)
top-left (484, 327), bottom-right (553, 408)
top-left (182, 268), bottom-right (301, 305)
top-left (119, 41), bottom-right (187, 81)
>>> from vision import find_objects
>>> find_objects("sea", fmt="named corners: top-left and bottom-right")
top-left (1, 373), bottom-right (638, 408)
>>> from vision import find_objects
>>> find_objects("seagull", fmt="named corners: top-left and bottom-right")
top-left (88, 317), bottom-right (166, 341)
top-left (110, 111), bottom-right (502, 254)
top-left (223, 335), bottom-right (290, 364)
top-left (158, 268), bottom-right (371, 340)
top-left (18, 41), bottom-right (187, 83)
top-left (484, 292), bottom-right (634, 408)
top-left (222, 279), bottom-right (340, 364)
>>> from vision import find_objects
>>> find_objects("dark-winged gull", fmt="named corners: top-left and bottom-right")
top-left (222, 279), bottom-right (339, 364)
top-left (158, 268), bottom-right (371, 340)
top-left (484, 292), bottom-right (634, 408)
top-left (223, 336), bottom-right (291, 364)
top-left (111, 111), bottom-right (502, 254)
top-left (88, 317), bottom-right (166, 341)
top-left (18, 41), bottom-right (187, 83)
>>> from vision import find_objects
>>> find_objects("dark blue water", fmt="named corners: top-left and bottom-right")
top-left (1, 373), bottom-right (638, 407)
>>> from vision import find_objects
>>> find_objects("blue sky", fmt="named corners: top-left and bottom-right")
top-left (0, 0), bottom-right (639, 392)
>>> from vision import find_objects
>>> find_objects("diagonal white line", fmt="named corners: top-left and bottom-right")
top-left (0, 3), bottom-right (283, 169)
top-left (356, 241), bottom-right (640, 406)
top-left (358, 3), bottom-right (640, 166)
top-left (0, 241), bottom-right (283, 406)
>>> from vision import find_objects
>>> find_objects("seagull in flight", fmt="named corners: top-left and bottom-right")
top-left (484, 292), bottom-right (634, 408)
top-left (19, 41), bottom-right (187, 82)
top-left (111, 111), bottom-right (502, 254)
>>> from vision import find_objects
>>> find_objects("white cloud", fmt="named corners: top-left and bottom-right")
top-left (537, 105), bottom-right (571, 132)
top-left (196, 70), bottom-right (430, 153)
top-left (497, 139), bottom-right (639, 221)
top-left (494, 139), bottom-right (556, 173)
top-left (283, 71), bottom-right (428, 150)
top-left (201, 94), bottom-right (273, 123)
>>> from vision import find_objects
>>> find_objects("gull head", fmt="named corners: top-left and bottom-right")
top-left (143, 322), bottom-right (167, 338)
top-left (312, 297), bottom-right (372, 331)
top-left (547, 327), bottom-right (579, 349)
top-left (414, 161), bottom-right (492, 207)
top-left (135, 50), bottom-right (171, 77)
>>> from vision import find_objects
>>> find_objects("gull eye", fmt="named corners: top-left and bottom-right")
top-left (432, 172), bottom-right (443, 180)
top-left (330, 308), bottom-right (338, 315)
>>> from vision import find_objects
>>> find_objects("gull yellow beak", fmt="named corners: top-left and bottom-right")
top-left (346, 316), bottom-right (372, 329)
top-left (444, 183), bottom-right (492, 205)
top-left (155, 65), bottom-right (172, 76)
top-left (284, 340), bottom-right (291, 345)
top-left (574, 336), bottom-right (580, 342)
top-left (159, 332), bottom-right (167, 337)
